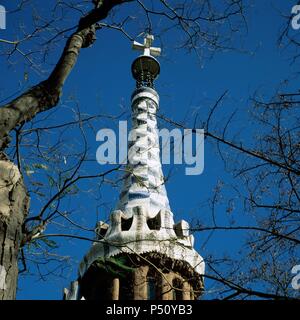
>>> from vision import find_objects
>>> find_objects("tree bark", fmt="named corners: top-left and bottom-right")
top-left (0, 160), bottom-right (29, 300)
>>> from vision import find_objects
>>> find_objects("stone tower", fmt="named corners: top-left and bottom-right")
top-left (64, 35), bottom-right (205, 300)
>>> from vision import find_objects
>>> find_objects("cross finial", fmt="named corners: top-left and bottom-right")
top-left (132, 34), bottom-right (161, 57)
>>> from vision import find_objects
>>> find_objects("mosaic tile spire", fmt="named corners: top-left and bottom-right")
top-left (116, 35), bottom-right (171, 216)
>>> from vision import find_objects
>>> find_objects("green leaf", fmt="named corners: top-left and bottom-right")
top-left (39, 238), bottom-right (59, 249)
top-left (32, 163), bottom-right (48, 170)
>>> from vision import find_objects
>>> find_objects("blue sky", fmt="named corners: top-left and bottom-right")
top-left (0, 0), bottom-right (299, 299)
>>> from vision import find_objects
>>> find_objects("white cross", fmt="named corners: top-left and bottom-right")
top-left (132, 34), bottom-right (161, 57)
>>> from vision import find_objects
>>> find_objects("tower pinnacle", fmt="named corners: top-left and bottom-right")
top-left (132, 34), bottom-right (161, 57)
top-left (131, 34), bottom-right (161, 88)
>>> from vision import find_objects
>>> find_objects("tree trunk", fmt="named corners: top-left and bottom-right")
top-left (0, 0), bottom-right (130, 299)
top-left (0, 159), bottom-right (29, 300)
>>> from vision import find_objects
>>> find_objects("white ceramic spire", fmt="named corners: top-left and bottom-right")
top-left (117, 34), bottom-right (170, 216)
top-left (116, 87), bottom-right (171, 216)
